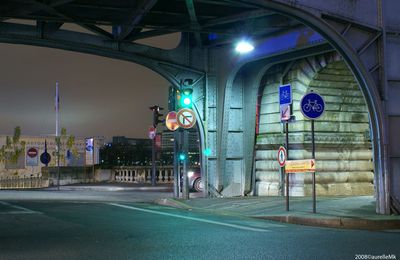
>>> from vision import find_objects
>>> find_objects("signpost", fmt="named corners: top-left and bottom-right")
top-left (285, 159), bottom-right (316, 173)
top-left (26, 147), bottom-right (39, 166)
top-left (300, 92), bottom-right (325, 120)
top-left (300, 91), bottom-right (325, 213)
top-left (148, 126), bottom-right (156, 140)
top-left (279, 84), bottom-right (292, 105)
top-left (279, 84), bottom-right (292, 208)
top-left (177, 108), bottom-right (196, 129)
top-left (165, 111), bottom-right (179, 131)
top-left (277, 146), bottom-right (286, 167)
top-left (40, 152), bottom-right (51, 166)
top-left (280, 104), bottom-right (291, 121)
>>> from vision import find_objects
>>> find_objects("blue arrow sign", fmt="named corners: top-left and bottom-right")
top-left (279, 84), bottom-right (292, 105)
top-left (300, 92), bottom-right (325, 120)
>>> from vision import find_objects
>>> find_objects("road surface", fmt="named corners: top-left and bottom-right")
top-left (0, 200), bottom-right (399, 259)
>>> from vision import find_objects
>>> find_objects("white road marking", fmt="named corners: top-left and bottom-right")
top-left (108, 203), bottom-right (270, 232)
top-left (0, 201), bottom-right (40, 214)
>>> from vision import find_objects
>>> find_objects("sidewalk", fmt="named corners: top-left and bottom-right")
top-left (156, 195), bottom-right (400, 230)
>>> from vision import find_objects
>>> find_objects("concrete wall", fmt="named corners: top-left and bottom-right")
top-left (255, 53), bottom-right (374, 196)
top-left (43, 167), bottom-right (113, 186)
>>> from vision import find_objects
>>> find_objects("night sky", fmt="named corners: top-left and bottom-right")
top-left (0, 34), bottom-right (179, 141)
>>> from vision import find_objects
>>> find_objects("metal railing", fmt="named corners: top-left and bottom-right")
top-left (0, 176), bottom-right (49, 189)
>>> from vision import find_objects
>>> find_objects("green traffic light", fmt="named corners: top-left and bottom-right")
top-left (183, 97), bottom-right (192, 106)
top-left (180, 88), bottom-right (193, 108)
top-left (179, 153), bottom-right (186, 161)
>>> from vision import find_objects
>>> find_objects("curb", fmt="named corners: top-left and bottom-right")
top-left (155, 198), bottom-right (400, 230)
top-left (256, 215), bottom-right (400, 230)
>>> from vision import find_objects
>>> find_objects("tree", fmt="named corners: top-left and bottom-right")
top-left (53, 127), bottom-right (78, 166)
top-left (0, 126), bottom-right (26, 165)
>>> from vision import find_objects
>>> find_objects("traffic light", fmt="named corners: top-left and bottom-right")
top-left (179, 152), bottom-right (186, 161)
top-left (179, 88), bottom-right (193, 108)
top-left (150, 105), bottom-right (164, 128)
top-left (168, 86), bottom-right (176, 111)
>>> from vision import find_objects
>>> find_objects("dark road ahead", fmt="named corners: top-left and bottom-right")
top-left (0, 200), bottom-right (399, 260)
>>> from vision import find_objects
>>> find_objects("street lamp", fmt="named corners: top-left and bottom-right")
top-left (235, 40), bottom-right (254, 53)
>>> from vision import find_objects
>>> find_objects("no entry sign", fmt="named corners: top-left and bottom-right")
top-left (26, 147), bottom-right (39, 166)
top-left (165, 111), bottom-right (179, 131)
top-left (27, 147), bottom-right (38, 158)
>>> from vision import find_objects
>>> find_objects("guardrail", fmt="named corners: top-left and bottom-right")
top-left (0, 176), bottom-right (49, 189)
top-left (0, 166), bottom-right (176, 189)
top-left (114, 166), bottom-right (174, 184)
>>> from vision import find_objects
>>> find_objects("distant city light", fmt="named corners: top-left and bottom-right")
top-left (235, 40), bottom-right (254, 53)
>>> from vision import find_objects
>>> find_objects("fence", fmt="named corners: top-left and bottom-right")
top-left (114, 166), bottom-right (174, 184)
top-left (0, 166), bottom-right (175, 189)
top-left (0, 176), bottom-right (49, 189)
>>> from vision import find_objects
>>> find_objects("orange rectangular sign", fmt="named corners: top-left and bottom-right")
top-left (285, 159), bottom-right (316, 173)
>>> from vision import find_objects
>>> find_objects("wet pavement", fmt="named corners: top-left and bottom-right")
top-left (1, 183), bottom-right (399, 230)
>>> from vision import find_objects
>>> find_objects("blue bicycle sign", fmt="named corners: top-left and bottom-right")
top-left (300, 92), bottom-right (325, 119)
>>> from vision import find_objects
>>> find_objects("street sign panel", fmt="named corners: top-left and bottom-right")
top-left (148, 126), bottom-right (156, 139)
top-left (279, 84), bottom-right (292, 105)
top-left (26, 147), bottom-right (39, 166)
top-left (280, 104), bottom-right (291, 121)
top-left (277, 146), bottom-right (287, 167)
top-left (165, 111), bottom-right (179, 131)
top-left (177, 108), bottom-right (196, 129)
top-left (40, 152), bottom-right (51, 165)
top-left (300, 92), bottom-right (325, 120)
top-left (285, 159), bottom-right (316, 173)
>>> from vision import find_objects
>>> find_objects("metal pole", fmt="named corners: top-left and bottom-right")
top-left (57, 141), bottom-right (60, 190)
top-left (173, 131), bottom-right (179, 198)
top-left (182, 130), bottom-right (189, 200)
top-left (55, 82), bottom-right (60, 190)
top-left (151, 134), bottom-right (156, 186)
top-left (285, 122), bottom-right (289, 211)
top-left (92, 141), bottom-right (95, 183)
top-left (312, 120), bottom-right (316, 213)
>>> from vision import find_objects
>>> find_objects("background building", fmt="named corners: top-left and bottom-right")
top-left (0, 135), bottom-right (103, 178)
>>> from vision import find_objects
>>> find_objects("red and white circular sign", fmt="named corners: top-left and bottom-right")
top-left (27, 147), bottom-right (38, 158)
top-left (277, 146), bottom-right (287, 167)
top-left (165, 111), bottom-right (179, 131)
top-left (177, 108), bottom-right (196, 129)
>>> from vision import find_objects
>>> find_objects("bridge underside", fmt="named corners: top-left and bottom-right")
top-left (0, 0), bottom-right (399, 214)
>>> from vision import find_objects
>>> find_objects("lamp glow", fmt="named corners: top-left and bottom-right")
top-left (235, 41), bottom-right (254, 53)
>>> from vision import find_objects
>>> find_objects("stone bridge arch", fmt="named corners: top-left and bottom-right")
top-left (255, 53), bottom-right (374, 197)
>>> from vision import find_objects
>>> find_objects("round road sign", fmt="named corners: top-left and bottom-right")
top-left (165, 111), bottom-right (179, 131)
top-left (177, 108), bottom-right (196, 129)
top-left (27, 147), bottom-right (38, 158)
top-left (40, 152), bottom-right (51, 165)
top-left (277, 146), bottom-right (287, 167)
top-left (300, 92), bottom-right (325, 120)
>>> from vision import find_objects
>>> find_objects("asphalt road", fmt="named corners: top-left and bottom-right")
top-left (0, 200), bottom-right (399, 260)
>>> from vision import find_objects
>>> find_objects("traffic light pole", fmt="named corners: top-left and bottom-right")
top-left (151, 134), bottom-right (156, 186)
top-left (182, 129), bottom-right (189, 200)
top-left (149, 105), bottom-right (164, 186)
top-left (173, 131), bottom-right (179, 198)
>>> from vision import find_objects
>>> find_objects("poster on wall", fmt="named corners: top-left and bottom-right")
top-left (85, 138), bottom-right (94, 166)
top-left (26, 147), bottom-right (39, 166)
